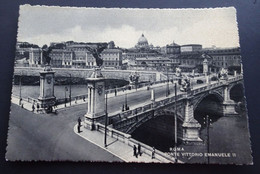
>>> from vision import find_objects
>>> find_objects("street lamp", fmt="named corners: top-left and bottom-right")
top-left (19, 72), bottom-right (22, 105)
top-left (166, 67), bottom-right (170, 97)
top-left (64, 86), bottom-right (68, 107)
top-left (203, 115), bottom-right (212, 164)
top-left (125, 86), bottom-right (128, 111)
top-left (64, 73), bottom-right (72, 106)
top-left (69, 74), bottom-right (71, 106)
top-left (104, 90), bottom-right (108, 147)
top-left (174, 82), bottom-right (178, 163)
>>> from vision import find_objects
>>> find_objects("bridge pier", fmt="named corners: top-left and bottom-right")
top-left (223, 86), bottom-right (237, 116)
top-left (37, 65), bottom-right (56, 110)
top-left (84, 68), bottom-right (106, 130)
top-left (182, 99), bottom-right (202, 143)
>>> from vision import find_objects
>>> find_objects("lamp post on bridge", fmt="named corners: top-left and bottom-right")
top-left (166, 67), bottom-right (170, 97)
top-left (104, 90), bottom-right (108, 147)
top-left (124, 86), bottom-right (128, 111)
top-left (64, 86), bottom-right (68, 107)
top-left (63, 73), bottom-right (72, 106)
top-left (203, 115), bottom-right (212, 164)
top-left (174, 82), bottom-right (178, 163)
top-left (69, 74), bottom-right (71, 106)
top-left (19, 72), bottom-right (23, 105)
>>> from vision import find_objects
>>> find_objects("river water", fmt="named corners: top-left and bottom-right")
top-left (12, 85), bottom-right (87, 99)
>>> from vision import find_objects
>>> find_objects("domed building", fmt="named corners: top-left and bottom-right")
top-left (135, 34), bottom-right (149, 49)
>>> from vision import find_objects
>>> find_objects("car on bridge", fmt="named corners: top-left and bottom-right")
top-left (211, 76), bottom-right (218, 81)
top-left (196, 79), bottom-right (204, 84)
top-left (194, 73), bottom-right (200, 77)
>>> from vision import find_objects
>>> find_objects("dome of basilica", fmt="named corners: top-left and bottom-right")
top-left (137, 34), bottom-right (148, 45)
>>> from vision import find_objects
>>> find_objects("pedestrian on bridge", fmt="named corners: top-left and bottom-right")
top-left (32, 104), bottom-right (35, 112)
top-left (138, 143), bottom-right (142, 156)
top-left (122, 104), bottom-right (125, 111)
top-left (133, 145), bottom-right (138, 158)
top-left (151, 147), bottom-right (155, 159)
top-left (36, 103), bottom-right (39, 112)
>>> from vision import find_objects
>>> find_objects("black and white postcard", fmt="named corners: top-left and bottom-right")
top-left (6, 5), bottom-right (252, 164)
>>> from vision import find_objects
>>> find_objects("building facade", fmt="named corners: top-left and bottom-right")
top-left (101, 49), bottom-right (123, 68)
top-left (171, 52), bottom-right (213, 72)
top-left (180, 44), bottom-right (202, 53)
top-left (27, 42), bottom-right (123, 69)
top-left (204, 47), bottom-right (241, 72)
top-left (28, 48), bottom-right (42, 67)
top-left (49, 49), bottom-right (73, 68)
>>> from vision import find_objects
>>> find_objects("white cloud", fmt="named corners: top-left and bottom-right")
top-left (17, 6), bottom-right (239, 48)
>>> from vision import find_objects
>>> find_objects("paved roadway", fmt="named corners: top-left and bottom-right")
top-left (6, 77), bottom-right (214, 161)
top-left (6, 104), bottom-right (122, 161)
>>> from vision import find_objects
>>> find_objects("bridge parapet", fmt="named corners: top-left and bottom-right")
top-left (109, 92), bottom-right (187, 132)
top-left (187, 75), bottom-right (243, 97)
top-left (107, 74), bottom-right (243, 143)
top-left (14, 67), bottom-right (165, 82)
top-left (96, 123), bottom-right (176, 162)
top-left (109, 74), bottom-right (243, 122)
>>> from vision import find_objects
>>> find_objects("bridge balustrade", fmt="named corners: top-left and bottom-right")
top-left (109, 75), bottom-right (243, 132)
top-left (55, 94), bottom-right (88, 105)
top-left (142, 104), bottom-right (152, 112)
top-left (96, 122), bottom-right (176, 162)
top-left (27, 97), bottom-right (38, 104)
top-left (135, 107), bottom-right (143, 114)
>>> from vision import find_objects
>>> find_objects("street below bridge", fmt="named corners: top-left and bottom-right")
top-left (6, 78), bottom-right (207, 161)
top-left (7, 75), bottom-right (250, 163)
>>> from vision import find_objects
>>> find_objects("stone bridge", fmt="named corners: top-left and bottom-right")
top-left (13, 67), bottom-right (166, 82)
top-left (106, 75), bottom-right (244, 143)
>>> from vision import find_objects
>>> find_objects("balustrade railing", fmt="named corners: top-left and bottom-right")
top-left (96, 122), bottom-right (176, 162)
top-left (109, 75), bottom-right (243, 130)
top-left (56, 94), bottom-right (88, 105)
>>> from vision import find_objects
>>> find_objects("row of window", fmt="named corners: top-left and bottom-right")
top-left (213, 56), bottom-right (241, 60)
top-left (101, 53), bottom-right (120, 56)
top-left (63, 62), bottom-right (71, 65)
top-left (104, 62), bottom-right (118, 66)
top-left (208, 49), bottom-right (240, 53)
top-left (103, 58), bottom-right (119, 61)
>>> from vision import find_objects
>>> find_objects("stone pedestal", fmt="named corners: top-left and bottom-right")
top-left (206, 75), bottom-right (209, 84)
top-left (223, 100), bottom-right (237, 116)
top-left (38, 65), bottom-right (56, 108)
top-left (223, 85), bottom-right (237, 116)
top-left (84, 68), bottom-right (106, 130)
top-left (151, 88), bottom-right (155, 102)
top-left (182, 120), bottom-right (202, 143)
top-left (203, 59), bottom-right (208, 75)
top-left (182, 100), bottom-right (202, 143)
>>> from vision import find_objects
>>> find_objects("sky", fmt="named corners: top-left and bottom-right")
top-left (17, 5), bottom-right (240, 48)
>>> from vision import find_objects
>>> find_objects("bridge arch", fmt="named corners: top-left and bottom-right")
top-left (229, 82), bottom-right (244, 102)
top-left (193, 93), bottom-right (224, 126)
top-left (129, 111), bottom-right (184, 152)
top-left (127, 110), bottom-right (184, 134)
top-left (193, 91), bottom-right (224, 111)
